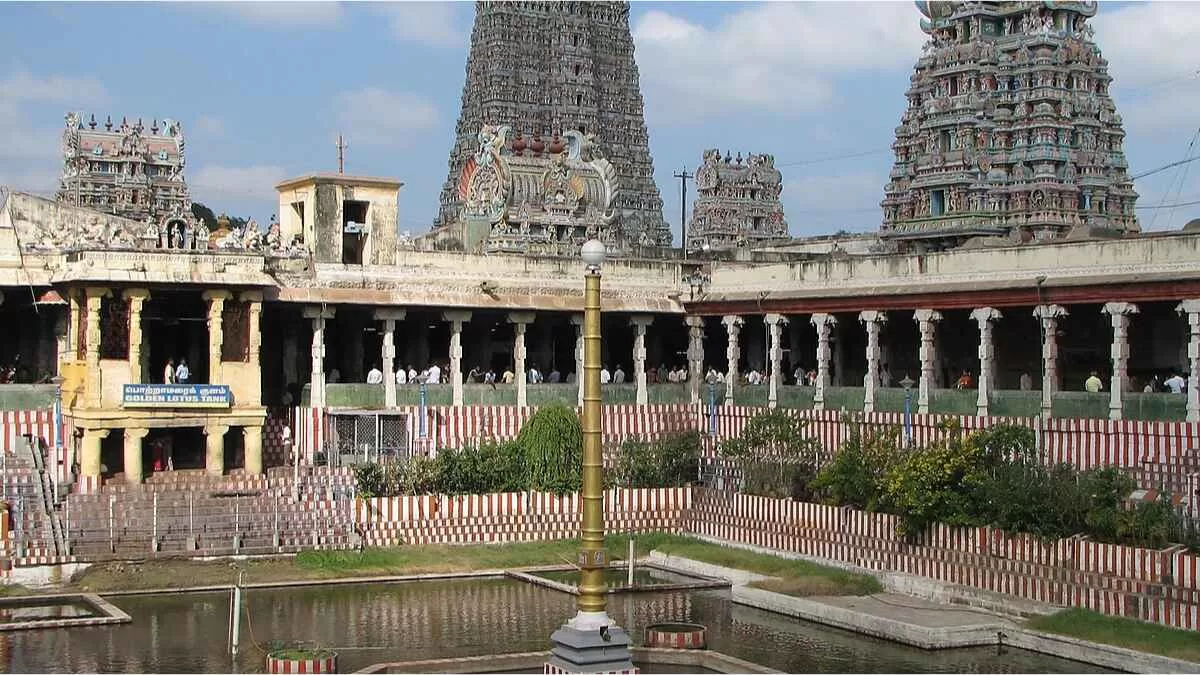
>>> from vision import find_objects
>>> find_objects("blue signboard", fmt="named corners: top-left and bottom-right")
top-left (122, 384), bottom-right (233, 408)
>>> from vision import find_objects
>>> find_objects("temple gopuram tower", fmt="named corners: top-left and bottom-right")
top-left (436, 1), bottom-right (669, 248)
top-left (57, 113), bottom-right (191, 226)
top-left (686, 149), bottom-right (789, 253)
top-left (880, 1), bottom-right (1139, 251)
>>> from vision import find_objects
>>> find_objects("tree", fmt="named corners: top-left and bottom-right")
top-left (190, 202), bottom-right (217, 229)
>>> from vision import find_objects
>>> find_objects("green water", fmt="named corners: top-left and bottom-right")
top-left (3, 578), bottom-right (1115, 674)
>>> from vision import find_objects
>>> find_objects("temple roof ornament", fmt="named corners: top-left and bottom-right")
top-left (881, 0), bottom-right (1137, 252)
top-left (455, 125), bottom-right (622, 257)
top-left (686, 149), bottom-right (789, 253)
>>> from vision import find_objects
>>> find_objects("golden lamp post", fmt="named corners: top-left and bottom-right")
top-left (547, 239), bottom-right (637, 674)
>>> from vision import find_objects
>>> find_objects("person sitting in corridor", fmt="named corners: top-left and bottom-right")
top-left (1084, 371), bottom-right (1103, 393)
top-left (366, 363), bottom-right (384, 384)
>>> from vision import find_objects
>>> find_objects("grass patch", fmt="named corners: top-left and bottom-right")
top-left (66, 532), bottom-right (876, 597)
top-left (269, 648), bottom-right (337, 660)
top-left (0, 583), bottom-right (33, 597)
top-left (647, 535), bottom-right (882, 596)
top-left (1027, 608), bottom-right (1200, 663)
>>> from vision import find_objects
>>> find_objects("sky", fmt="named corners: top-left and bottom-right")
top-left (0, 1), bottom-right (1197, 243)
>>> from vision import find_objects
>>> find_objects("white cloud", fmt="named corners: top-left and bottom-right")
top-left (1092, 2), bottom-right (1200, 138)
top-left (194, 114), bottom-right (225, 137)
top-left (201, 1), bottom-right (342, 27)
top-left (0, 71), bottom-right (108, 106)
top-left (332, 88), bottom-right (438, 148)
top-left (632, 2), bottom-right (924, 122)
top-left (375, 2), bottom-right (464, 48)
top-left (191, 164), bottom-right (288, 202)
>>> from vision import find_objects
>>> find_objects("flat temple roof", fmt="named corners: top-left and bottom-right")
top-left (275, 173), bottom-right (404, 191)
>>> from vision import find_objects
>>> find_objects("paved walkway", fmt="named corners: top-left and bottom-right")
top-left (811, 592), bottom-right (1020, 630)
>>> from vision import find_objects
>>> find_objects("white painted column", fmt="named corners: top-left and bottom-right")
top-left (630, 316), bottom-right (653, 406)
top-left (765, 313), bottom-right (788, 409)
top-left (1034, 304), bottom-right (1069, 419)
top-left (375, 309), bottom-right (406, 408)
top-left (1102, 302), bottom-right (1138, 420)
top-left (970, 307), bottom-right (1002, 417)
top-left (443, 310), bottom-right (472, 407)
top-left (302, 306), bottom-right (335, 408)
top-left (811, 313), bottom-right (836, 411)
top-left (859, 311), bottom-right (887, 413)
top-left (1177, 300), bottom-right (1200, 422)
top-left (722, 315), bottom-right (744, 406)
top-left (686, 316), bottom-right (705, 406)
top-left (509, 312), bottom-right (534, 408)
top-left (571, 314), bottom-right (584, 408)
top-left (913, 309), bottom-right (943, 415)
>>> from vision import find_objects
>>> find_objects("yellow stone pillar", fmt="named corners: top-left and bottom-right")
top-left (204, 424), bottom-right (229, 477)
top-left (123, 428), bottom-right (150, 485)
top-left (80, 428), bottom-right (110, 482)
top-left (84, 287), bottom-right (109, 407)
top-left (68, 291), bottom-right (82, 359)
top-left (124, 289), bottom-right (151, 384)
top-left (243, 425), bottom-right (263, 475)
top-left (203, 290), bottom-right (232, 385)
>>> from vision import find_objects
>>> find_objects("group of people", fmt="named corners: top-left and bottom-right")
top-left (161, 358), bottom-right (191, 384)
top-left (361, 362), bottom-right (446, 386)
top-left (1084, 370), bottom-right (1190, 394)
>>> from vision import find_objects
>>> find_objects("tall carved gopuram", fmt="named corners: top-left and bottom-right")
top-left (435, 1), bottom-right (669, 249)
top-left (881, 1), bottom-right (1139, 251)
top-left (686, 149), bottom-right (789, 253)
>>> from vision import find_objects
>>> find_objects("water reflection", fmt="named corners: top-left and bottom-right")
top-left (3, 578), bottom-right (1113, 674)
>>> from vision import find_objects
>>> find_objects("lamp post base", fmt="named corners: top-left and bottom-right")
top-left (546, 612), bottom-right (638, 674)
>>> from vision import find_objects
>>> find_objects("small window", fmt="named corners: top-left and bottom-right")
top-left (291, 201), bottom-right (305, 228)
top-left (575, 93), bottom-right (583, 106)
top-left (931, 190), bottom-right (946, 216)
top-left (342, 200), bottom-right (370, 265)
top-left (574, 64), bottom-right (581, 77)
top-left (939, 130), bottom-right (952, 152)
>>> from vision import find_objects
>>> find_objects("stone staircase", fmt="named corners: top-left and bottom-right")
top-left (3, 438), bottom-right (65, 562)
top-left (63, 467), bottom-right (360, 562)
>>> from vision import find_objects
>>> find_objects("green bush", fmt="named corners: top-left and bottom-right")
top-left (436, 440), bottom-right (524, 494)
top-left (721, 410), bottom-right (820, 499)
top-left (517, 404), bottom-right (582, 494)
top-left (811, 418), bottom-right (901, 511)
top-left (616, 430), bottom-right (702, 488)
top-left (884, 420), bottom-right (991, 537)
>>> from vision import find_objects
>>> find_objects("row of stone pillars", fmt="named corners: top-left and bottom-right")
top-left (304, 307), bottom-right (660, 409)
top-left (710, 300), bottom-right (1200, 421)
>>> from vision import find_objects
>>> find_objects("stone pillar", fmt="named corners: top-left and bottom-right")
top-left (686, 316), bottom-right (705, 405)
top-left (243, 425), bottom-right (263, 475)
top-left (630, 316), bottom-right (653, 406)
top-left (970, 307), bottom-right (1002, 417)
top-left (571, 314), bottom-right (584, 407)
top-left (83, 288), bottom-right (107, 407)
top-left (123, 427), bottom-right (150, 485)
top-left (765, 313), bottom-right (788, 409)
top-left (241, 290), bottom-right (264, 371)
top-left (375, 309), bottom-right (406, 408)
top-left (444, 310), bottom-right (472, 407)
top-left (204, 424), bottom-right (229, 477)
top-left (1034, 304), bottom-right (1069, 418)
top-left (1177, 300), bottom-right (1200, 422)
top-left (859, 311), bottom-right (887, 413)
top-left (1102, 302), bottom-right (1139, 420)
top-left (303, 307), bottom-right (335, 407)
top-left (722, 315), bottom-right (743, 406)
top-left (54, 311), bottom-right (68, 376)
top-left (913, 309), bottom-right (943, 415)
top-left (202, 290), bottom-right (232, 385)
top-left (124, 289), bottom-right (150, 384)
top-left (811, 313), bottom-right (836, 410)
top-left (509, 312), bottom-right (534, 407)
top-left (80, 429), bottom-right (109, 483)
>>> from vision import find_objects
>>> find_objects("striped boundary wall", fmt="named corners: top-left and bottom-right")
top-left (352, 487), bottom-right (692, 548)
top-left (686, 488), bottom-right (1200, 630)
top-left (1, 409), bottom-right (65, 483)
top-left (290, 404), bottom-right (1200, 483)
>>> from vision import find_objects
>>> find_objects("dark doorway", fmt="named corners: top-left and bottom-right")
top-left (144, 291), bottom-right (209, 384)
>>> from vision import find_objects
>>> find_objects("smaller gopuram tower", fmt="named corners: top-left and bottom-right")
top-left (57, 113), bottom-right (192, 226)
top-left (686, 149), bottom-right (789, 253)
top-left (881, 1), bottom-right (1139, 251)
